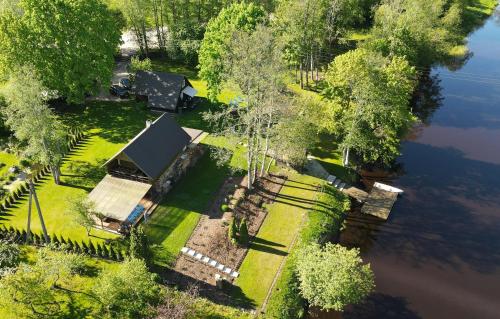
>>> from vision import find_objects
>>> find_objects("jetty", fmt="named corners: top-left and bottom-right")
top-left (306, 157), bottom-right (402, 220)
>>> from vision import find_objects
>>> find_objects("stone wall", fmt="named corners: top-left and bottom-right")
top-left (153, 144), bottom-right (205, 194)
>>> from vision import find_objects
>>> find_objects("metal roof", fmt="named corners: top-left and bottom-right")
top-left (134, 71), bottom-right (191, 111)
top-left (106, 113), bottom-right (192, 180)
top-left (88, 175), bottom-right (151, 221)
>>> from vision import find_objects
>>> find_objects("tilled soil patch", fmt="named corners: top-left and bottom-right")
top-left (169, 174), bottom-right (286, 302)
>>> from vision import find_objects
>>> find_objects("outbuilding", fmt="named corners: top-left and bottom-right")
top-left (134, 71), bottom-right (198, 112)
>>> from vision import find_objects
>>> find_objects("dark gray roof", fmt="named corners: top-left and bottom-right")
top-left (134, 71), bottom-right (188, 111)
top-left (107, 113), bottom-right (191, 180)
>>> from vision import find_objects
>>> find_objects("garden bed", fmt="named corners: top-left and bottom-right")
top-left (169, 174), bottom-right (286, 304)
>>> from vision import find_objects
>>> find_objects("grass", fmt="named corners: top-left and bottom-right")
top-left (234, 173), bottom-right (322, 307)
top-left (0, 151), bottom-right (18, 177)
top-left (0, 101), bottom-right (153, 244)
top-left (145, 152), bottom-right (230, 266)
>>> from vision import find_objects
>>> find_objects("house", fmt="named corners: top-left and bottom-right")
top-left (134, 71), bottom-right (198, 112)
top-left (88, 113), bottom-right (204, 233)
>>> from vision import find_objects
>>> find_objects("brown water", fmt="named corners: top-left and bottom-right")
top-left (317, 6), bottom-right (500, 319)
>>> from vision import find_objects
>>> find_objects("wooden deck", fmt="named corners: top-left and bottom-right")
top-left (360, 187), bottom-right (398, 220)
top-left (341, 185), bottom-right (398, 220)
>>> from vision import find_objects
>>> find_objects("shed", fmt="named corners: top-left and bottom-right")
top-left (134, 71), bottom-right (197, 112)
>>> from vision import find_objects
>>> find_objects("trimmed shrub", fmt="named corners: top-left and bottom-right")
top-left (109, 246), bottom-right (117, 260)
top-left (102, 245), bottom-right (109, 259)
top-left (88, 241), bottom-right (97, 255)
top-left (221, 204), bottom-right (229, 212)
top-left (74, 242), bottom-right (82, 254)
top-left (116, 249), bottom-right (123, 261)
top-left (81, 242), bottom-right (90, 254)
top-left (228, 217), bottom-right (238, 245)
top-left (96, 243), bottom-right (103, 257)
top-left (239, 218), bottom-right (249, 246)
top-left (67, 239), bottom-right (74, 251)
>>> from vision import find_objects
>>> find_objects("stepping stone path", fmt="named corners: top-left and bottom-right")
top-left (327, 175), bottom-right (347, 191)
top-left (181, 247), bottom-right (239, 278)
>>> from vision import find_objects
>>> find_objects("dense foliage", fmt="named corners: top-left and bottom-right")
top-left (198, 2), bottom-right (267, 101)
top-left (0, 0), bottom-right (122, 103)
top-left (296, 243), bottom-right (375, 311)
top-left (93, 258), bottom-right (160, 318)
top-left (322, 48), bottom-right (416, 166)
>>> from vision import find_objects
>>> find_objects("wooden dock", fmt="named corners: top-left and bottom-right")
top-left (305, 157), bottom-right (400, 220)
top-left (341, 184), bottom-right (399, 220)
top-left (360, 187), bottom-right (398, 220)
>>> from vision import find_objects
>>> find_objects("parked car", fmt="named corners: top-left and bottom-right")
top-left (119, 78), bottom-right (131, 90)
top-left (109, 84), bottom-right (130, 98)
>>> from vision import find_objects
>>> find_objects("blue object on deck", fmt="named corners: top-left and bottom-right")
top-left (127, 204), bottom-right (145, 223)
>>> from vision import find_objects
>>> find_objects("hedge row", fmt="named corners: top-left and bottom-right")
top-left (0, 127), bottom-right (85, 212)
top-left (264, 184), bottom-right (351, 319)
top-left (0, 225), bottom-right (125, 261)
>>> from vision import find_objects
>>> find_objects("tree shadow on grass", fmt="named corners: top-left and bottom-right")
top-left (248, 242), bottom-right (287, 256)
top-left (252, 236), bottom-right (285, 248)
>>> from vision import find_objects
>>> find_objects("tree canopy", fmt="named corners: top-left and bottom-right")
top-left (322, 48), bottom-right (416, 166)
top-left (93, 258), bottom-right (160, 318)
top-left (296, 243), bottom-right (375, 311)
top-left (198, 2), bottom-right (267, 101)
top-left (0, 0), bottom-right (123, 103)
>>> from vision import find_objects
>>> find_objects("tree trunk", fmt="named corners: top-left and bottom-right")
top-left (260, 113), bottom-right (272, 177)
top-left (141, 22), bottom-right (149, 56)
top-left (51, 165), bottom-right (60, 185)
top-left (305, 54), bottom-right (309, 88)
top-left (300, 61), bottom-right (304, 89)
top-left (343, 148), bottom-right (350, 167)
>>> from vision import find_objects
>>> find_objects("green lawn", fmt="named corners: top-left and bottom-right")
top-left (0, 151), bottom-right (18, 177)
top-left (0, 101), bottom-right (153, 244)
top-left (145, 152), bottom-right (230, 266)
top-left (234, 174), bottom-right (322, 307)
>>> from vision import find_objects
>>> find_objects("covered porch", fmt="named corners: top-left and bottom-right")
top-left (88, 175), bottom-right (159, 233)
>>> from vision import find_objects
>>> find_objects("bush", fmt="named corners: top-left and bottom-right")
top-left (129, 56), bottom-right (152, 74)
top-left (221, 204), bottom-right (229, 212)
top-left (238, 218), bottom-right (249, 246)
top-left (228, 217), bottom-right (238, 245)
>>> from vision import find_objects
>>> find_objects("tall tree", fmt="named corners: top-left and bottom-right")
top-left (274, 0), bottom-right (365, 88)
top-left (69, 196), bottom-right (99, 236)
top-left (322, 48), bottom-right (416, 166)
top-left (93, 258), bottom-right (160, 318)
top-left (203, 25), bottom-right (287, 189)
top-left (364, 0), bottom-right (465, 67)
top-left (296, 243), bottom-right (375, 311)
top-left (198, 2), bottom-right (267, 101)
top-left (129, 225), bottom-right (153, 265)
top-left (0, 0), bottom-right (123, 103)
top-left (1, 68), bottom-right (67, 184)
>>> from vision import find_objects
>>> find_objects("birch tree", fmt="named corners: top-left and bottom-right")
top-left (322, 48), bottom-right (416, 166)
top-left (203, 25), bottom-right (286, 189)
top-left (1, 68), bottom-right (67, 184)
